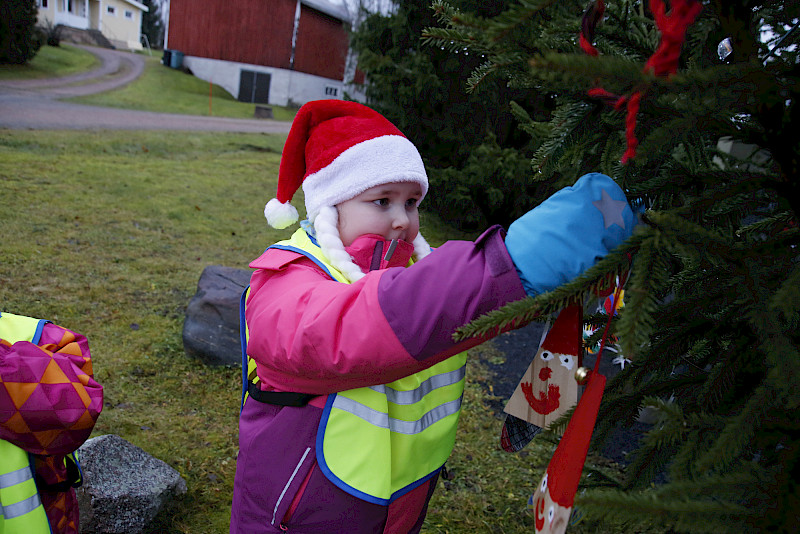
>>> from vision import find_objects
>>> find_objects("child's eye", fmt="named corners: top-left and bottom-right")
top-left (405, 198), bottom-right (418, 208)
top-left (373, 198), bottom-right (390, 207)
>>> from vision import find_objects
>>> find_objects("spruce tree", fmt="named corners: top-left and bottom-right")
top-left (349, 0), bottom-right (554, 228)
top-left (141, 0), bottom-right (164, 49)
top-left (0, 0), bottom-right (41, 64)
top-left (425, 0), bottom-right (799, 531)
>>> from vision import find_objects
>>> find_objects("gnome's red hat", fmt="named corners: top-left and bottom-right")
top-left (541, 304), bottom-right (582, 356)
top-left (264, 99), bottom-right (429, 229)
top-left (545, 370), bottom-right (606, 507)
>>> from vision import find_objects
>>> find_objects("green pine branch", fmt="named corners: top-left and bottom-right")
top-left (455, 238), bottom-right (640, 341)
top-left (577, 487), bottom-right (755, 533)
top-left (529, 101), bottom-right (594, 175)
top-left (770, 263), bottom-right (800, 327)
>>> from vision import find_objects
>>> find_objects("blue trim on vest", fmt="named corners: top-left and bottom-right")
top-left (268, 244), bottom-right (338, 281)
top-left (69, 451), bottom-right (83, 487)
top-left (239, 287), bottom-right (250, 412)
top-left (252, 236), bottom-right (443, 504)
top-left (306, 232), bottom-right (321, 247)
top-left (0, 313), bottom-right (49, 345)
top-left (31, 319), bottom-right (48, 345)
top-left (315, 394), bottom-right (442, 506)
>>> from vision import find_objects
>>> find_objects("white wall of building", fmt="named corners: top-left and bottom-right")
top-left (182, 55), bottom-right (363, 108)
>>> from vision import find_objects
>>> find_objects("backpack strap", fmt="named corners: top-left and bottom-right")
top-left (34, 452), bottom-right (83, 493)
top-left (246, 381), bottom-right (316, 407)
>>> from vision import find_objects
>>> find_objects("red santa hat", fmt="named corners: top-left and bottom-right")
top-left (264, 99), bottom-right (429, 228)
top-left (545, 369), bottom-right (606, 507)
top-left (541, 304), bottom-right (583, 357)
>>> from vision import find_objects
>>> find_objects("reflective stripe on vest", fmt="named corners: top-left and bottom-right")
top-left (247, 229), bottom-right (468, 505)
top-left (332, 366), bottom-right (466, 434)
top-left (0, 441), bottom-right (48, 531)
top-left (0, 313), bottom-right (53, 533)
top-left (319, 351), bottom-right (467, 505)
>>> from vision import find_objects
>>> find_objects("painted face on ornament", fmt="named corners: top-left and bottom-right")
top-left (530, 472), bottom-right (572, 534)
top-left (522, 346), bottom-right (577, 416)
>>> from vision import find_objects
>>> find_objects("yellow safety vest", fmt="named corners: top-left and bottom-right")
top-left (243, 230), bottom-right (467, 505)
top-left (0, 312), bottom-right (52, 534)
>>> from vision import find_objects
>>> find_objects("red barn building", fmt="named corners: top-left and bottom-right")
top-left (165, 0), bottom-right (362, 107)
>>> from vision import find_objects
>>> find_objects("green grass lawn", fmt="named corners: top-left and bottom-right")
top-left (0, 130), bottom-right (532, 533)
top-left (66, 53), bottom-right (298, 121)
top-left (0, 129), bottom-right (627, 534)
top-left (0, 43), bottom-right (99, 80)
top-left (0, 130), bottom-right (284, 532)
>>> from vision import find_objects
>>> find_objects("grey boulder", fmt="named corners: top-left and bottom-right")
top-left (182, 264), bottom-right (251, 366)
top-left (76, 434), bottom-right (187, 534)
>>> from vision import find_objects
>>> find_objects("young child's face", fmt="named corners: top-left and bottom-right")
top-left (336, 181), bottom-right (422, 247)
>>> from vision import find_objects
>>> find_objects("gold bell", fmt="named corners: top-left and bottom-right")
top-left (575, 366), bottom-right (591, 385)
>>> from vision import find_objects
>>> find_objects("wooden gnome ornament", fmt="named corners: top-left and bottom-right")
top-left (501, 305), bottom-right (583, 452)
top-left (528, 368), bottom-right (606, 533)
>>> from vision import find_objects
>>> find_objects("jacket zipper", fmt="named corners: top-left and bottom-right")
top-left (279, 460), bottom-right (316, 531)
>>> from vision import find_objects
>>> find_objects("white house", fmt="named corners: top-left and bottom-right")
top-left (36, 0), bottom-right (149, 51)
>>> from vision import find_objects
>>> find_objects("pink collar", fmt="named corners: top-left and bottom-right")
top-left (344, 234), bottom-right (414, 273)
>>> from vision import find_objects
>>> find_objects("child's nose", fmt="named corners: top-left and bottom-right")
top-left (392, 207), bottom-right (409, 229)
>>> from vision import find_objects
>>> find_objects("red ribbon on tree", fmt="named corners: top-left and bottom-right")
top-left (580, 0), bottom-right (702, 163)
top-left (579, 0), bottom-right (605, 57)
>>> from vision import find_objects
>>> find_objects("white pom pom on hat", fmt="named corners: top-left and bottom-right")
top-left (264, 198), bottom-right (299, 230)
top-left (263, 99), bottom-right (429, 228)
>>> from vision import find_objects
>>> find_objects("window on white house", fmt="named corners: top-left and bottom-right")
top-left (125, 10), bottom-right (133, 19)
top-left (39, 0), bottom-right (48, 8)
top-left (107, 5), bottom-right (116, 15)
top-left (325, 87), bottom-right (338, 96)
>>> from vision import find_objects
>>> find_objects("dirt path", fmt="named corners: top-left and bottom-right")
top-left (0, 45), bottom-right (291, 133)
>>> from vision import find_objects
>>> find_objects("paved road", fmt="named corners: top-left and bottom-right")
top-left (0, 45), bottom-right (292, 133)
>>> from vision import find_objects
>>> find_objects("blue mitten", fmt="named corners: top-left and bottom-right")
top-left (505, 172), bottom-right (636, 296)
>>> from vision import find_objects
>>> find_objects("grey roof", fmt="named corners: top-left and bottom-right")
top-left (302, 0), bottom-right (352, 22)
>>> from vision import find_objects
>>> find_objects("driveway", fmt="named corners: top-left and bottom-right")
top-left (0, 45), bottom-right (291, 134)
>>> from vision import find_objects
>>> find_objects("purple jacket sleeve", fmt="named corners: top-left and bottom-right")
top-left (377, 225), bottom-right (526, 360)
top-left (245, 226), bottom-right (526, 394)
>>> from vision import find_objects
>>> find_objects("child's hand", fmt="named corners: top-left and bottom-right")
top-left (505, 172), bottom-right (637, 296)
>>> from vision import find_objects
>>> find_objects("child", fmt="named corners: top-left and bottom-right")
top-left (230, 99), bottom-right (637, 533)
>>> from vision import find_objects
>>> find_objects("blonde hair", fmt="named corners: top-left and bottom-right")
top-left (313, 205), bottom-right (432, 283)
